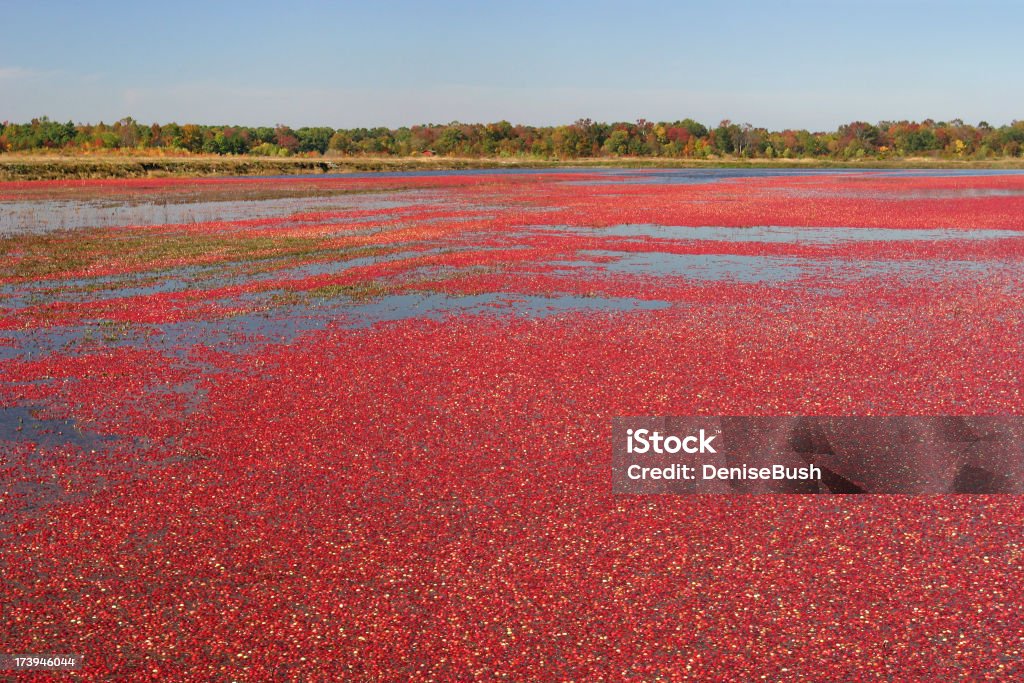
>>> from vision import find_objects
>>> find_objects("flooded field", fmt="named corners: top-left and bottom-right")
top-left (3, 169), bottom-right (1024, 679)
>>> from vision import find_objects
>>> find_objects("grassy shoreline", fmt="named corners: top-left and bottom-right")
top-left (3, 154), bottom-right (1024, 181)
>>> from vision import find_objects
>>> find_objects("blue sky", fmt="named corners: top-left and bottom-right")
top-left (2, 0), bottom-right (1022, 129)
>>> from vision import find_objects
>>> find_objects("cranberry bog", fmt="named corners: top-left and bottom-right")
top-left (2, 168), bottom-right (1024, 680)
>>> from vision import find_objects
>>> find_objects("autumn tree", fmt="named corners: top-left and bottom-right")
top-left (273, 125), bottom-right (300, 153)
top-left (179, 124), bottom-right (204, 152)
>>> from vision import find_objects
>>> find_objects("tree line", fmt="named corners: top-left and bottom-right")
top-left (3, 116), bottom-right (1024, 160)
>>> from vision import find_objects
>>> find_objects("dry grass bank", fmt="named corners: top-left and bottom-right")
top-left (3, 154), bottom-right (1024, 181)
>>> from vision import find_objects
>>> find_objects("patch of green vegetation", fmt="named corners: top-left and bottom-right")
top-left (0, 231), bottom-right (364, 281)
top-left (267, 290), bottom-right (304, 307)
top-left (77, 319), bottom-right (135, 344)
top-left (2, 232), bottom-right (111, 279)
top-left (398, 265), bottom-right (501, 296)
top-left (207, 245), bottom-right (386, 280)
top-left (306, 281), bottom-right (387, 302)
top-left (98, 320), bottom-right (133, 343)
top-left (41, 275), bottom-right (165, 296)
top-left (264, 281), bottom-right (388, 310)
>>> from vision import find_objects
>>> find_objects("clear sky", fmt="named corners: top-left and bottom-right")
top-left (2, 0), bottom-right (1022, 130)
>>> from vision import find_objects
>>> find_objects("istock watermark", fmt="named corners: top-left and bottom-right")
top-left (626, 427), bottom-right (719, 455)
top-left (612, 417), bottom-right (1024, 494)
